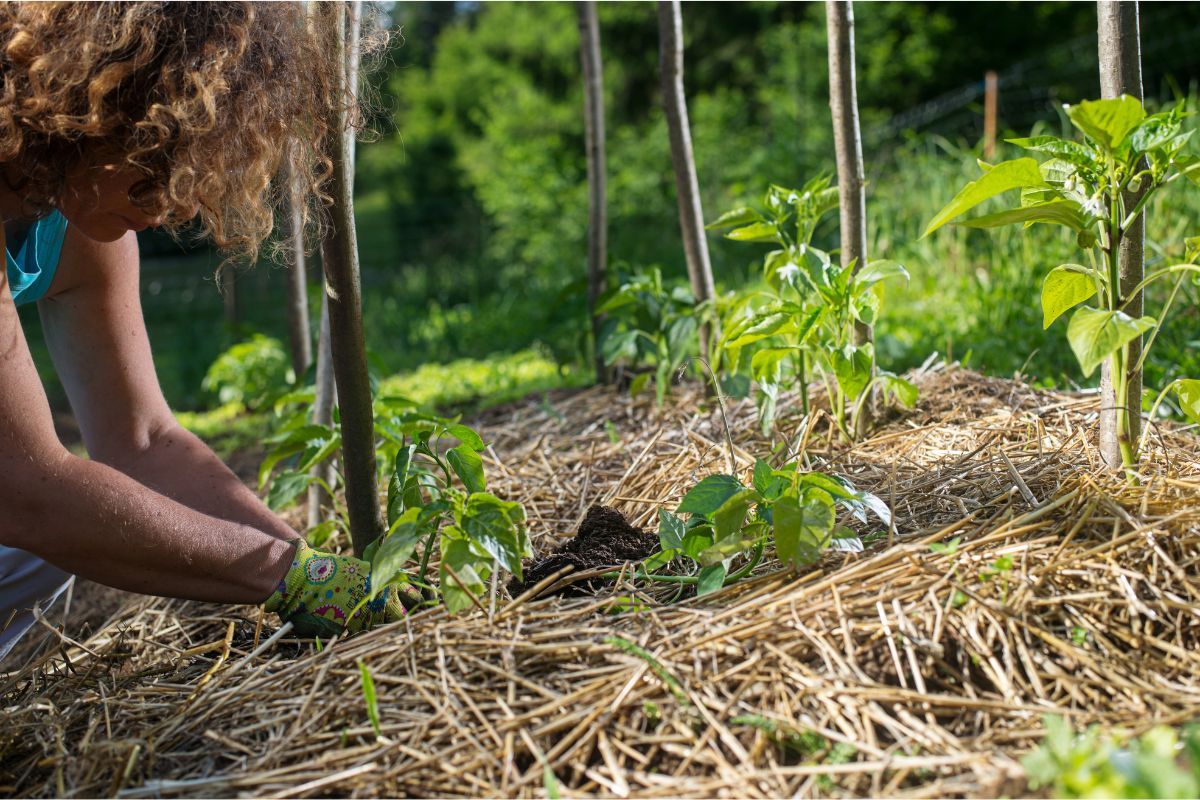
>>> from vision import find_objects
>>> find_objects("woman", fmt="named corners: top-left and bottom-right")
top-left (0, 2), bottom-right (406, 660)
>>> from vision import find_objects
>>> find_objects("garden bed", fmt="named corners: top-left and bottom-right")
top-left (2, 365), bottom-right (1199, 797)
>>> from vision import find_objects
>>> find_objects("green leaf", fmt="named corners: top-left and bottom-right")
top-left (696, 563), bottom-right (728, 596)
top-left (658, 509), bottom-right (686, 551)
top-left (750, 347), bottom-right (791, 385)
top-left (357, 659), bottom-right (381, 737)
top-left (1006, 135), bottom-right (1096, 167)
top-left (371, 509), bottom-right (423, 591)
top-left (923, 158), bottom-right (1048, 236)
top-left (725, 311), bottom-right (791, 348)
top-left (1042, 265), bottom-right (1097, 328)
top-left (447, 443), bottom-right (487, 493)
top-left (774, 496), bottom-right (835, 569)
top-left (960, 199), bottom-right (1088, 232)
top-left (1066, 95), bottom-right (1146, 150)
top-left (677, 474), bottom-right (745, 517)
top-left (1175, 379), bottom-right (1200, 425)
top-left (710, 488), bottom-right (758, 542)
top-left (459, 492), bottom-right (528, 579)
top-left (439, 536), bottom-right (487, 613)
top-left (306, 519), bottom-right (338, 549)
top-left (752, 459), bottom-right (775, 496)
top-left (725, 221), bottom-right (779, 243)
top-left (642, 548), bottom-right (678, 574)
top-left (877, 372), bottom-right (919, 408)
top-left (600, 328), bottom-right (639, 365)
top-left (266, 470), bottom-right (312, 511)
top-left (297, 432), bottom-right (341, 472)
top-left (1066, 307), bottom-right (1156, 377)
top-left (705, 206), bottom-right (761, 230)
top-left (447, 423), bottom-right (485, 452)
top-left (681, 524), bottom-right (713, 561)
top-left (629, 371), bottom-right (652, 399)
top-left (831, 343), bottom-right (874, 401)
top-left (855, 259), bottom-right (909, 287)
top-left (798, 472), bottom-right (857, 502)
top-left (387, 445), bottom-right (416, 527)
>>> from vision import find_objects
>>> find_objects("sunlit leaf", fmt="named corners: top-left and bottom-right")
top-left (1066, 307), bottom-right (1156, 377)
top-left (924, 158), bottom-right (1048, 236)
top-left (1042, 265), bottom-right (1098, 328)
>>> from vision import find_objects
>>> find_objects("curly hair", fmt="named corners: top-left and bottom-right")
top-left (0, 1), bottom-right (361, 261)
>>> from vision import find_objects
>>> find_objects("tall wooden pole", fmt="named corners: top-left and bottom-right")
top-left (1097, 0), bottom-right (1144, 471)
top-left (826, 0), bottom-right (873, 434)
top-left (317, 0), bottom-right (382, 557)
top-left (577, 1), bottom-right (608, 384)
top-left (657, 0), bottom-right (716, 356)
top-left (307, 0), bottom-right (359, 530)
top-left (281, 164), bottom-right (313, 380)
top-left (983, 70), bottom-right (998, 160)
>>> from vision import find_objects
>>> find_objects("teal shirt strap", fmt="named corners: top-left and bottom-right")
top-left (5, 211), bottom-right (69, 308)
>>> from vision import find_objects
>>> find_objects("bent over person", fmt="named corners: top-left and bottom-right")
top-left (0, 2), bottom-right (410, 661)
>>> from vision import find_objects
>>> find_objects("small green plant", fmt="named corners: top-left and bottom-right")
top-left (201, 333), bottom-right (292, 411)
top-left (357, 658), bottom-right (382, 738)
top-left (639, 458), bottom-right (889, 596)
top-left (1023, 715), bottom-right (1200, 798)
top-left (596, 267), bottom-right (711, 405)
top-left (259, 394), bottom-right (530, 613)
top-left (926, 96), bottom-right (1200, 474)
top-left (708, 178), bottom-right (917, 436)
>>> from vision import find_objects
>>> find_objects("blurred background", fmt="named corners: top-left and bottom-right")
top-left (22, 0), bottom-right (1200, 418)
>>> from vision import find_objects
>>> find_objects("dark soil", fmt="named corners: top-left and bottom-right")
top-left (511, 505), bottom-right (658, 598)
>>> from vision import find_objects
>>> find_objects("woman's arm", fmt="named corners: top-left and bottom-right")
top-left (38, 228), bottom-right (298, 542)
top-left (0, 234), bottom-right (294, 602)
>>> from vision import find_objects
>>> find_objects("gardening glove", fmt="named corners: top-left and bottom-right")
top-left (263, 539), bottom-right (421, 638)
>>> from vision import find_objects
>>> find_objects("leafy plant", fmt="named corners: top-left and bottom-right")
top-left (259, 393), bottom-right (530, 613)
top-left (708, 178), bottom-right (917, 436)
top-left (596, 267), bottom-right (711, 405)
top-left (201, 334), bottom-right (292, 411)
top-left (639, 459), bottom-right (889, 596)
top-left (926, 96), bottom-right (1200, 474)
top-left (1023, 715), bottom-right (1200, 798)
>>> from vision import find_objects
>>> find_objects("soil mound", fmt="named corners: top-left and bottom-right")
top-left (513, 504), bottom-right (657, 596)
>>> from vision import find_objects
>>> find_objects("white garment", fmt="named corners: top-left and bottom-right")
top-left (0, 545), bottom-right (73, 662)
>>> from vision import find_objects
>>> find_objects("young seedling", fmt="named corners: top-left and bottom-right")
top-left (641, 458), bottom-right (889, 596)
top-left (596, 267), bottom-right (713, 405)
top-left (926, 96), bottom-right (1200, 478)
top-left (708, 178), bottom-right (917, 437)
top-left (260, 393), bottom-right (530, 613)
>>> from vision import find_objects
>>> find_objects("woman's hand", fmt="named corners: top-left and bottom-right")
top-left (264, 540), bottom-right (422, 637)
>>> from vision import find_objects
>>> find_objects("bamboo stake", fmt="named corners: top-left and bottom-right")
top-left (577, 1), bottom-right (608, 385)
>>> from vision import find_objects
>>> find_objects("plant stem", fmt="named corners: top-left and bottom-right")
top-left (797, 352), bottom-right (810, 418)
top-left (723, 541), bottom-right (764, 584)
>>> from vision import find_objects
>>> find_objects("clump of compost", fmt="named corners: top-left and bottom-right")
top-left (512, 505), bottom-right (657, 597)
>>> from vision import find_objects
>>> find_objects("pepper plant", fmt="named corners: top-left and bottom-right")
top-left (925, 96), bottom-right (1200, 474)
top-left (596, 267), bottom-right (711, 405)
top-left (260, 392), bottom-right (530, 613)
top-left (635, 459), bottom-right (889, 597)
top-left (708, 178), bottom-right (917, 436)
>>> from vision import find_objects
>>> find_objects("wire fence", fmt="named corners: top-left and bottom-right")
top-left (865, 2), bottom-right (1200, 150)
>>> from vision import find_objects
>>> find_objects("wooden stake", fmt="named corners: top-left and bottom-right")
top-left (577, 1), bottom-right (608, 385)
top-left (983, 70), bottom-right (998, 160)
top-left (317, 0), bottom-right (383, 556)
top-left (826, 0), bottom-right (874, 436)
top-left (1097, 0), bottom-right (1145, 471)
top-left (657, 0), bottom-right (717, 357)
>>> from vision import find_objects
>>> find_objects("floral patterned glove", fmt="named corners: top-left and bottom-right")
top-left (263, 540), bottom-right (418, 638)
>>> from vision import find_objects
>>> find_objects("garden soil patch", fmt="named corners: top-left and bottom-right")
top-left (512, 504), bottom-right (658, 597)
top-left (3, 364), bottom-right (1199, 798)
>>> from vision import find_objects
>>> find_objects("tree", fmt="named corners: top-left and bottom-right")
top-left (826, 0), bottom-right (873, 434)
top-left (657, 0), bottom-right (716, 355)
top-left (317, 0), bottom-right (383, 557)
top-left (577, 0), bottom-right (608, 384)
top-left (1096, 0), bottom-right (1144, 472)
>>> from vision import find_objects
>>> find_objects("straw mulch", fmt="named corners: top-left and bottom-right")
top-left (3, 365), bottom-right (1199, 798)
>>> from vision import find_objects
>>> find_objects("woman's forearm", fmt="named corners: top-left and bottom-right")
top-left (100, 422), bottom-right (300, 543)
top-left (2, 448), bottom-right (294, 603)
